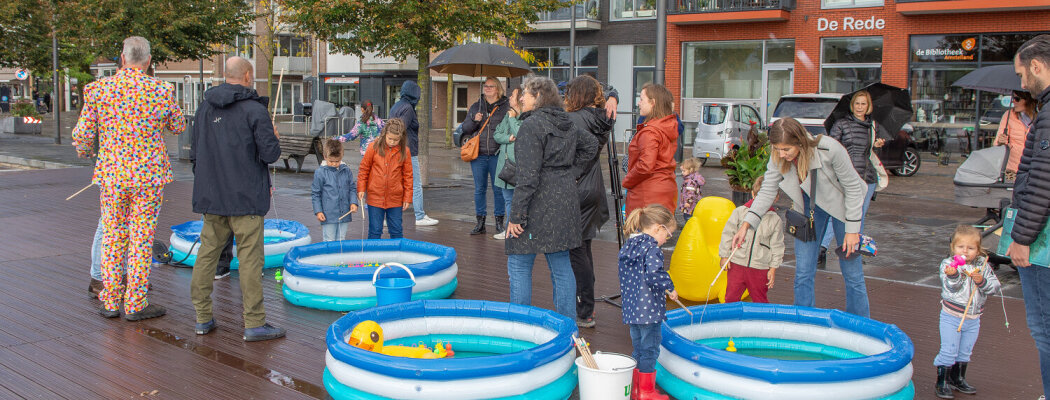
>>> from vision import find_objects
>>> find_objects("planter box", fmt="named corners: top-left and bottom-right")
top-left (731, 190), bottom-right (753, 207)
top-left (0, 117), bottom-right (12, 134)
top-left (13, 117), bottom-right (42, 135)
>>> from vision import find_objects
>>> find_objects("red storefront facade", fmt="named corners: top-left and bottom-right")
top-left (665, 0), bottom-right (1050, 146)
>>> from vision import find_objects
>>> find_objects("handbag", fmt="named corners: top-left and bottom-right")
top-left (869, 122), bottom-right (889, 192)
top-left (498, 157), bottom-right (518, 187)
top-left (460, 107), bottom-right (498, 162)
top-left (998, 207), bottom-right (1050, 266)
top-left (784, 173), bottom-right (818, 242)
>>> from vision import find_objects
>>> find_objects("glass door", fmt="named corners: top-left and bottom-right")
top-left (762, 66), bottom-right (793, 124)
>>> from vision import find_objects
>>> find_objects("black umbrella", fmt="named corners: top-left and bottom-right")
top-left (428, 43), bottom-right (531, 78)
top-left (952, 64), bottom-right (1023, 95)
top-left (823, 83), bottom-right (913, 140)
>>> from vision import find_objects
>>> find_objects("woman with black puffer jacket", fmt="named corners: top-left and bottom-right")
top-left (818, 90), bottom-right (884, 266)
top-left (461, 77), bottom-right (511, 236)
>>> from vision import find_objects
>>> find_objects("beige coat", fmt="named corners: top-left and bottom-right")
top-left (720, 206), bottom-right (785, 270)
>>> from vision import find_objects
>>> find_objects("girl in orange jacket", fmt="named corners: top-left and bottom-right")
top-left (358, 118), bottom-right (413, 239)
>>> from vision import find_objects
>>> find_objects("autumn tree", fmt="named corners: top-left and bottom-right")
top-left (284, 0), bottom-right (565, 184)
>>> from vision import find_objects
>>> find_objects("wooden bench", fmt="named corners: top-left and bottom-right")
top-left (278, 135), bottom-right (322, 173)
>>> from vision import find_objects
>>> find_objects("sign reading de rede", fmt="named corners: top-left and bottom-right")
top-left (817, 16), bottom-right (886, 32)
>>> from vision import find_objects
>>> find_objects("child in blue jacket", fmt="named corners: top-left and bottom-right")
top-left (618, 204), bottom-right (678, 400)
top-left (312, 138), bottom-right (359, 241)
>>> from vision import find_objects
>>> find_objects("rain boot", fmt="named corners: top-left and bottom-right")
top-left (470, 216), bottom-right (486, 235)
top-left (635, 371), bottom-right (669, 400)
top-left (949, 362), bottom-right (977, 394)
top-left (495, 216), bottom-right (505, 233)
top-left (936, 365), bottom-right (955, 399)
top-left (630, 369), bottom-right (640, 399)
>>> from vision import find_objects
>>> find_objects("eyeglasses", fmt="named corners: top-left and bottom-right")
top-left (660, 225), bottom-right (674, 240)
top-left (483, 85), bottom-right (498, 89)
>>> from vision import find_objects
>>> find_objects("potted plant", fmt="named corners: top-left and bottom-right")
top-left (6, 100), bottom-right (42, 135)
top-left (721, 130), bottom-right (770, 206)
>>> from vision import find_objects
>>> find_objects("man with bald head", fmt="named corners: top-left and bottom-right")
top-left (190, 56), bottom-right (284, 341)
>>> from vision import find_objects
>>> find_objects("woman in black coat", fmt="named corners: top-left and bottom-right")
top-left (461, 77), bottom-right (510, 235)
top-left (563, 75), bottom-right (613, 327)
top-left (505, 76), bottom-right (599, 318)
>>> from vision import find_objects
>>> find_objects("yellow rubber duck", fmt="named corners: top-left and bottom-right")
top-left (347, 320), bottom-right (447, 359)
top-left (726, 338), bottom-right (737, 352)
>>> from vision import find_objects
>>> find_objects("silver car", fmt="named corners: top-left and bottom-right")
top-left (691, 102), bottom-right (762, 164)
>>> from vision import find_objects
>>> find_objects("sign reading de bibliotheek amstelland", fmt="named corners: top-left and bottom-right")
top-left (911, 35), bottom-right (978, 62)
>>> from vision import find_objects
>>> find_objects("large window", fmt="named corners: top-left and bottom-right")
top-left (683, 39), bottom-right (793, 99)
top-left (822, 0), bottom-right (883, 9)
top-left (538, 0), bottom-right (599, 21)
top-left (230, 36), bottom-right (253, 59)
top-left (612, 0), bottom-right (656, 20)
top-left (276, 35), bottom-right (310, 57)
top-left (820, 36), bottom-right (882, 93)
top-left (633, 45), bottom-right (656, 106)
top-left (525, 46), bottom-right (598, 84)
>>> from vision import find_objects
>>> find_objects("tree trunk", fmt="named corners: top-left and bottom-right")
top-left (445, 73), bottom-right (454, 149)
top-left (417, 49), bottom-right (431, 186)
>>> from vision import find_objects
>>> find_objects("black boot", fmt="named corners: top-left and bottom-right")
top-left (949, 362), bottom-right (977, 394)
top-left (817, 246), bottom-right (828, 269)
top-left (470, 215), bottom-right (487, 235)
top-left (936, 366), bottom-right (955, 399)
top-left (495, 216), bottom-right (505, 233)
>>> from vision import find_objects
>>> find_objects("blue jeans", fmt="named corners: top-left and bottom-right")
top-left (629, 323), bottom-right (662, 373)
top-left (821, 182), bottom-right (876, 248)
top-left (411, 156), bottom-right (426, 220)
top-left (470, 155), bottom-right (505, 217)
top-left (1019, 264), bottom-right (1050, 396)
top-left (935, 309), bottom-right (981, 366)
top-left (502, 187), bottom-right (514, 218)
top-left (90, 217), bottom-right (105, 280)
top-left (792, 200), bottom-right (870, 317)
top-left (507, 251), bottom-right (575, 318)
top-left (321, 222), bottom-right (349, 242)
top-left (367, 206), bottom-right (403, 239)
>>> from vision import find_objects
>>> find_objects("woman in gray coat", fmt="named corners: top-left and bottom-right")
top-left (505, 76), bottom-right (599, 318)
top-left (731, 117), bottom-right (870, 317)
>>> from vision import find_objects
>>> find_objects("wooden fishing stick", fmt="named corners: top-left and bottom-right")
top-left (272, 68), bottom-right (285, 122)
top-left (666, 290), bottom-right (692, 316)
top-left (710, 246), bottom-right (741, 287)
top-left (66, 183), bottom-right (94, 201)
top-left (572, 335), bottom-right (598, 369)
top-left (958, 266), bottom-right (980, 332)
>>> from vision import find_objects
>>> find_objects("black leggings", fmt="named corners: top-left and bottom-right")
top-left (569, 240), bottom-right (595, 319)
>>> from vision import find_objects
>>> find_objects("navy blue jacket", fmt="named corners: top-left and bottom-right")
top-left (1012, 86), bottom-right (1050, 248)
top-left (618, 233), bottom-right (674, 324)
top-left (311, 161), bottom-right (359, 224)
top-left (389, 81), bottom-right (421, 156)
top-left (191, 83), bottom-right (281, 216)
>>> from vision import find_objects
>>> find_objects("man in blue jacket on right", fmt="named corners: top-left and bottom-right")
top-left (389, 80), bottom-right (439, 226)
top-left (1006, 34), bottom-right (1050, 399)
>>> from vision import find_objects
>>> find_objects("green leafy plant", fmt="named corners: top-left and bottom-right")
top-left (721, 132), bottom-right (770, 192)
top-left (11, 100), bottom-right (39, 119)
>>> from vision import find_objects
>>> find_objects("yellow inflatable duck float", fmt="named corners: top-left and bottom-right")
top-left (669, 196), bottom-right (748, 303)
top-left (347, 320), bottom-right (452, 359)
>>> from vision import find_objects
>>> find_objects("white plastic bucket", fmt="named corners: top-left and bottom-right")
top-left (575, 352), bottom-right (636, 400)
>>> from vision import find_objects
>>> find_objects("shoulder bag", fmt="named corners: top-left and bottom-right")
top-left (460, 106), bottom-right (498, 162)
top-left (999, 207), bottom-right (1050, 267)
top-left (784, 174), bottom-right (818, 241)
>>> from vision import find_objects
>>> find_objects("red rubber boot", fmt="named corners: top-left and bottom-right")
top-left (635, 371), bottom-right (669, 400)
top-left (630, 369), bottom-right (640, 399)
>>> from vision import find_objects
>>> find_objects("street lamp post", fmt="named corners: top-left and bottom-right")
top-left (655, 0), bottom-right (666, 85)
top-left (52, 29), bottom-right (61, 144)
top-left (569, 2), bottom-right (576, 80)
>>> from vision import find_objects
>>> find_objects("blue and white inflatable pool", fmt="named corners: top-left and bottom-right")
top-left (324, 299), bottom-right (578, 400)
top-left (282, 239), bottom-right (458, 311)
top-left (168, 219), bottom-right (311, 269)
top-left (658, 302), bottom-right (915, 400)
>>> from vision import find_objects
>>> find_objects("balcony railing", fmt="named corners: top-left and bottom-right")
top-left (669, 0), bottom-right (795, 14)
top-left (272, 56), bottom-right (312, 74)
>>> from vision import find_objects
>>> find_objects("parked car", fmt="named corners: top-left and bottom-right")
top-left (691, 101), bottom-right (762, 165)
top-left (770, 94), bottom-right (921, 177)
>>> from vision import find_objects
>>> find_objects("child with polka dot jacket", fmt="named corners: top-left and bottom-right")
top-left (617, 204), bottom-right (678, 400)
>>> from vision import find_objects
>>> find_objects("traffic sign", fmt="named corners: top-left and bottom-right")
top-left (14, 69), bottom-right (28, 80)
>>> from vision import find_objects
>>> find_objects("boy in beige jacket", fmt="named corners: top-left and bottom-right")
top-left (719, 176), bottom-right (785, 303)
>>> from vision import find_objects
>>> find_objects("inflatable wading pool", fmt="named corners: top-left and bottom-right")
top-left (324, 299), bottom-right (578, 400)
top-left (168, 219), bottom-right (310, 269)
top-left (658, 302), bottom-right (915, 400)
top-left (282, 239), bottom-right (457, 311)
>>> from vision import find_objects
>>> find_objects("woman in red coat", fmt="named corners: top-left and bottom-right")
top-left (623, 83), bottom-right (679, 215)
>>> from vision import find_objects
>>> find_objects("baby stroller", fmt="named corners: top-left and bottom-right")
top-left (952, 145), bottom-right (1014, 268)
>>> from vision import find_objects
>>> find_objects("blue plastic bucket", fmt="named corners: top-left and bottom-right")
top-left (372, 263), bottom-right (416, 306)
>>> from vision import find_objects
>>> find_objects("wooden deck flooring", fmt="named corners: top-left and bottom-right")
top-left (0, 166), bottom-right (1042, 399)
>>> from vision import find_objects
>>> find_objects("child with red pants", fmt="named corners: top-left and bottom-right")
top-left (718, 176), bottom-right (784, 303)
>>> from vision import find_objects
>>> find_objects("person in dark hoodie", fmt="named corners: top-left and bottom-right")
top-left (461, 77), bottom-right (510, 235)
top-left (563, 75), bottom-right (613, 328)
top-left (504, 76), bottom-right (599, 319)
top-left (389, 80), bottom-right (439, 227)
top-left (189, 56), bottom-right (285, 342)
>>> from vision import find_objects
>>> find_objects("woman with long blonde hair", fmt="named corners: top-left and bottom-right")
top-left (731, 117), bottom-right (871, 317)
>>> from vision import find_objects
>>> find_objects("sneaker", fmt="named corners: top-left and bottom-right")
top-left (99, 307), bottom-right (120, 318)
top-left (576, 317), bottom-right (596, 328)
top-left (244, 323), bottom-right (286, 342)
top-left (214, 265), bottom-right (231, 280)
top-left (195, 319), bottom-right (217, 335)
top-left (124, 303), bottom-right (166, 321)
top-left (416, 216), bottom-right (439, 226)
top-left (493, 231), bottom-right (507, 240)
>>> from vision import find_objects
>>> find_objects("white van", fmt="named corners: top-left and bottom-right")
top-left (691, 102), bottom-right (763, 164)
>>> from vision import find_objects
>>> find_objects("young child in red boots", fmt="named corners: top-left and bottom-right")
top-left (618, 204), bottom-right (678, 400)
top-left (718, 176), bottom-right (784, 303)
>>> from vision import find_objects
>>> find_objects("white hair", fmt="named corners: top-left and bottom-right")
top-left (122, 36), bottom-right (151, 66)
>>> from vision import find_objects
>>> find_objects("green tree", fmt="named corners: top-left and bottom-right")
top-left (284, 0), bottom-right (565, 184)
